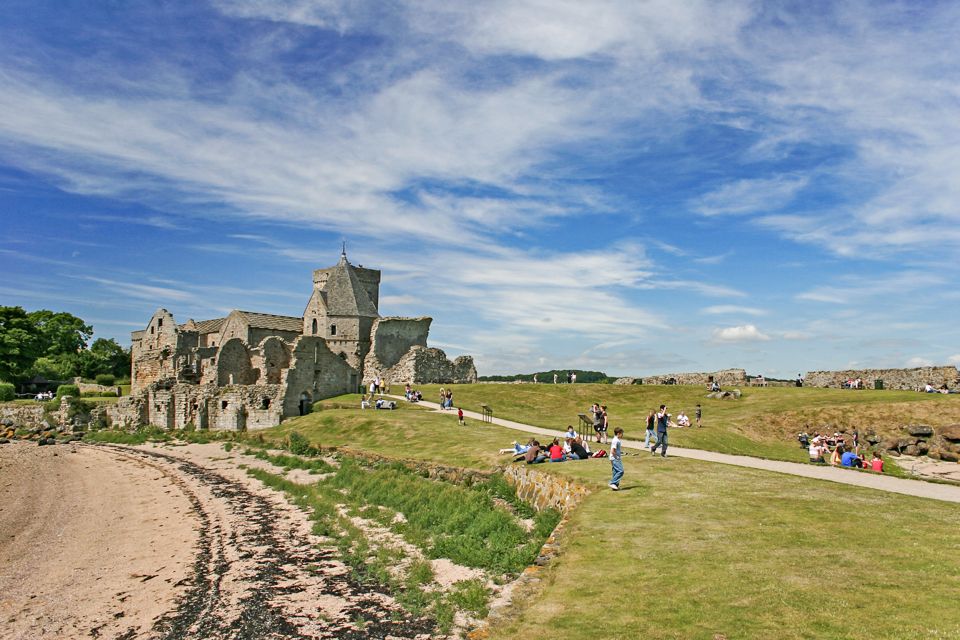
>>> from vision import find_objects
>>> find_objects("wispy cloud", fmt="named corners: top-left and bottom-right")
top-left (701, 305), bottom-right (767, 316)
top-left (693, 175), bottom-right (809, 217)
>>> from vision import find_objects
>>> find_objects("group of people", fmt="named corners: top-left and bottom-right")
top-left (800, 431), bottom-right (884, 472)
top-left (33, 391), bottom-right (55, 401)
top-left (437, 387), bottom-right (455, 409)
top-left (361, 395), bottom-right (396, 410)
top-left (924, 383), bottom-right (957, 394)
top-left (500, 428), bottom-right (609, 465)
top-left (403, 384), bottom-right (423, 402)
top-left (368, 375), bottom-right (387, 395)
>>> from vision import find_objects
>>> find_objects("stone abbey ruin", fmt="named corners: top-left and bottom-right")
top-left (108, 250), bottom-right (476, 430)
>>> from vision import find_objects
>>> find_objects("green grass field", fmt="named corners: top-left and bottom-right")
top-left (266, 392), bottom-right (960, 639)
top-left (412, 383), bottom-right (960, 463)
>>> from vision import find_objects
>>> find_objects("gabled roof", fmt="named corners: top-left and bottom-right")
top-left (321, 254), bottom-right (379, 317)
top-left (235, 311), bottom-right (303, 333)
top-left (179, 317), bottom-right (225, 334)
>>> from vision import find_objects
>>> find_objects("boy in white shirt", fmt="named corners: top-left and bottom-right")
top-left (609, 428), bottom-right (624, 490)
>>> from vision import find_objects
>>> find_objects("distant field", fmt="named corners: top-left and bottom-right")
top-left (268, 403), bottom-right (960, 640)
top-left (411, 383), bottom-right (960, 462)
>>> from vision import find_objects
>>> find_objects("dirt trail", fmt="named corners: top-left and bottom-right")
top-left (0, 441), bottom-right (434, 640)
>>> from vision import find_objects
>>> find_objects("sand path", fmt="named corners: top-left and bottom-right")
top-left (392, 396), bottom-right (960, 503)
top-left (0, 441), bottom-right (433, 640)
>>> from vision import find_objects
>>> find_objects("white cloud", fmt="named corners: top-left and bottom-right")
top-left (693, 175), bottom-right (809, 217)
top-left (906, 356), bottom-right (934, 368)
top-left (701, 305), bottom-right (767, 316)
top-left (949, 354), bottom-right (960, 365)
top-left (711, 324), bottom-right (770, 343)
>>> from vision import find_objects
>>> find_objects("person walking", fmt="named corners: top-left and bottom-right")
top-left (651, 405), bottom-right (669, 458)
top-left (695, 403), bottom-right (702, 428)
top-left (609, 428), bottom-right (624, 490)
top-left (458, 407), bottom-right (465, 426)
top-left (644, 410), bottom-right (656, 449)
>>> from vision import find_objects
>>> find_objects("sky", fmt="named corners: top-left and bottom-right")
top-left (1, 0), bottom-right (959, 378)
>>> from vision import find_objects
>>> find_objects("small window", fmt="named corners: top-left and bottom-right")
top-left (158, 318), bottom-right (163, 328)
top-left (210, 357), bottom-right (216, 365)
top-left (311, 318), bottom-right (318, 335)
top-left (261, 397), bottom-right (271, 409)
top-left (338, 352), bottom-right (347, 360)
top-left (221, 400), bottom-right (228, 410)
top-left (150, 326), bottom-right (155, 335)
top-left (330, 324), bottom-right (337, 336)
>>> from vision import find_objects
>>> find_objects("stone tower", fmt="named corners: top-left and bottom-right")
top-left (302, 249), bottom-right (381, 372)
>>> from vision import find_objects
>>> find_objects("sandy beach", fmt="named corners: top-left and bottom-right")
top-left (0, 441), bottom-right (432, 640)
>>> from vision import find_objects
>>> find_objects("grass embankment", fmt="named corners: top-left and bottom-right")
top-left (412, 383), bottom-right (960, 462)
top-left (242, 446), bottom-right (558, 632)
top-left (267, 405), bottom-right (960, 640)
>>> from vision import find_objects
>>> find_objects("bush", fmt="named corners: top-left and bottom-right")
top-left (95, 374), bottom-right (115, 386)
top-left (0, 382), bottom-right (14, 402)
top-left (81, 390), bottom-right (99, 397)
top-left (288, 431), bottom-right (319, 456)
top-left (56, 384), bottom-right (80, 399)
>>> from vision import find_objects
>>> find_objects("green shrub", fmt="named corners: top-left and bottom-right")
top-left (95, 373), bottom-right (115, 386)
top-left (99, 390), bottom-right (117, 397)
top-left (56, 384), bottom-right (80, 399)
top-left (0, 382), bottom-right (14, 402)
top-left (288, 431), bottom-right (318, 456)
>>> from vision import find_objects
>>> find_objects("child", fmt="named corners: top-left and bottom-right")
top-left (458, 407), bottom-right (465, 426)
top-left (871, 452), bottom-right (884, 473)
top-left (609, 428), bottom-right (624, 490)
top-left (695, 404), bottom-right (702, 428)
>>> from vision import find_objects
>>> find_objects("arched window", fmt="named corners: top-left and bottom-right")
top-left (311, 318), bottom-right (318, 335)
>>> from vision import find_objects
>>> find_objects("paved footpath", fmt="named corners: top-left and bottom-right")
top-left (390, 396), bottom-right (960, 504)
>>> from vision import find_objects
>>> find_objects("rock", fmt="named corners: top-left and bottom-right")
top-left (939, 424), bottom-right (960, 442)
top-left (867, 435), bottom-right (880, 445)
top-left (1, 417), bottom-right (13, 427)
top-left (917, 442), bottom-right (930, 455)
top-left (37, 437), bottom-right (52, 446)
top-left (889, 449), bottom-right (900, 457)
top-left (907, 425), bottom-right (934, 437)
top-left (928, 448), bottom-right (942, 460)
top-left (939, 450), bottom-right (960, 463)
top-left (0, 438), bottom-right (8, 444)
top-left (613, 377), bottom-right (638, 385)
top-left (904, 445), bottom-right (919, 456)
top-left (732, 389), bottom-right (742, 399)
top-left (40, 420), bottom-right (50, 430)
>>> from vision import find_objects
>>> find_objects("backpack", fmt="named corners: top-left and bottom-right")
top-left (592, 449), bottom-right (607, 458)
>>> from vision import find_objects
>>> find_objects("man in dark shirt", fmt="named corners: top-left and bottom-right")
top-left (650, 404), bottom-right (669, 458)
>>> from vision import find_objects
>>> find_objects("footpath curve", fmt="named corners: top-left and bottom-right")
top-left (387, 395), bottom-right (960, 504)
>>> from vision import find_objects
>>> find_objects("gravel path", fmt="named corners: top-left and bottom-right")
top-left (393, 396), bottom-right (960, 504)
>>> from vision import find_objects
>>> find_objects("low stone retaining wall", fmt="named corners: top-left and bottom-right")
top-left (0, 404), bottom-right (47, 429)
top-left (500, 463), bottom-right (590, 514)
top-left (804, 366), bottom-right (960, 390)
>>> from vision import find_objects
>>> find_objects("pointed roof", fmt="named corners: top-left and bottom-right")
top-left (321, 252), bottom-right (379, 317)
top-left (235, 311), bottom-right (303, 333)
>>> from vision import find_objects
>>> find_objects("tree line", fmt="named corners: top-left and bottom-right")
top-left (0, 306), bottom-right (130, 385)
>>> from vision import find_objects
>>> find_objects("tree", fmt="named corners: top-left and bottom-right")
top-left (27, 310), bottom-right (92, 357)
top-left (85, 338), bottom-right (130, 379)
top-left (0, 306), bottom-right (41, 383)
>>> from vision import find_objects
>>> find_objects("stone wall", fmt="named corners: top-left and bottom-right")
top-left (363, 317), bottom-right (431, 379)
top-left (501, 464), bottom-right (590, 514)
top-left (640, 368), bottom-right (748, 387)
top-left (0, 404), bottom-right (47, 429)
top-left (375, 346), bottom-right (477, 385)
top-left (804, 366), bottom-right (960, 390)
top-left (281, 337), bottom-right (357, 416)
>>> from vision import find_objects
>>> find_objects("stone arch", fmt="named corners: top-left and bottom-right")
top-left (216, 338), bottom-right (258, 386)
top-left (258, 336), bottom-right (291, 385)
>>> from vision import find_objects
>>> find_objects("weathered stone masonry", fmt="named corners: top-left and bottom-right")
top-left (113, 251), bottom-right (477, 431)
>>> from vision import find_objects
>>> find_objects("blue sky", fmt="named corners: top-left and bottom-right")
top-left (2, 1), bottom-right (959, 377)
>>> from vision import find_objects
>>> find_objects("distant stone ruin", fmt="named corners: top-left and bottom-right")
top-left (615, 369), bottom-right (748, 387)
top-left (109, 250), bottom-right (476, 431)
top-left (804, 366), bottom-right (960, 391)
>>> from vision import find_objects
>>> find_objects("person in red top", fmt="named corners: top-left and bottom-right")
top-left (548, 438), bottom-right (566, 462)
top-left (871, 452), bottom-right (884, 472)
top-left (457, 407), bottom-right (465, 426)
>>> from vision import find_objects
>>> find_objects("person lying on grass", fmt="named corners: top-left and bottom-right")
top-left (500, 438), bottom-right (535, 455)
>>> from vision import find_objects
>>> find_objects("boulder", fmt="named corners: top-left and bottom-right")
top-left (904, 445), bottom-right (919, 456)
top-left (928, 448), bottom-right (942, 460)
top-left (939, 424), bottom-right (960, 442)
top-left (0, 438), bottom-right (8, 444)
top-left (939, 450), bottom-right (960, 463)
top-left (867, 434), bottom-right (880, 445)
top-left (917, 442), bottom-right (930, 455)
top-left (1, 417), bottom-right (13, 427)
top-left (907, 425), bottom-right (934, 437)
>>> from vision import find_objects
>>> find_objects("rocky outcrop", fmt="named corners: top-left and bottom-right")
top-left (642, 369), bottom-right (747, 387)
top-left (706, 389), bottom-right (742, 400)
top-left (613, 377), bottom-right (639, 385)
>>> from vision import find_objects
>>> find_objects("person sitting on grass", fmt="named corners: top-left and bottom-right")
top-left (809, 438), bottom-right (826, 463)
top-left (830, 444), bottom-right (843, 466)
top-left (565, 424), bottom-right (578, 440)
top-left (840, 449), bottom-right (861, 468)
top-left (676, 411), bottom-right (690, 427)
top-left (524, 440), bottom-right (547, 464)
top-left (871, 451), bottom-right (884, 473)
top-left (568, 437), bottom-right (590, 460)
top-left (548, 438), bottom-right (566, 462)
top-left (360, 395), bottom-right (371, 409)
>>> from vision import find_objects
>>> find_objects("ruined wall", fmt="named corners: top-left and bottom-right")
top-left (281, 337), bottom-right (357, 416)
top-left (107, 396), bottom-right (147, 430)
top-left (376, 345), bottom-right (477, 385)
top-left (0, 404), bottom-right (47, 429)
top-left (804, 366), bottom-right (960, 390)
top-left (216, 338), bottom-right (259, 386)
top-left (362, 317), bottom-right (431, 381)
top-left (501, 464), bottom-right (590, 514)
top-left (641, 368), bottom-right (747, 387)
